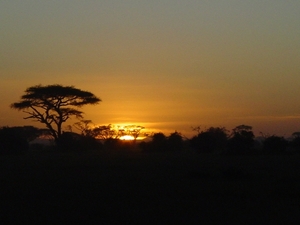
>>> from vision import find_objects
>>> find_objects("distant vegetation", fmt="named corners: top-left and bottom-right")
top-left (2, 84), bottom-right (300, 155)
top-left (1, 123), bottom-right (300, 156)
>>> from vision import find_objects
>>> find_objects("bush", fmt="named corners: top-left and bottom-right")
top-left (151, 133), bottom-right (168, 152)
top-left (57, 132), bottom-right (102, 151)
top-left (263, 135), bottom-right (288, 153)
top-left (227, 125), bottom-right (254, 154)
top-left (140, 133), bottom-right (167, 152)
top-left (190, 127), bottom-right (228, 153)
top-left (167, 132), bottom-right (183, 151)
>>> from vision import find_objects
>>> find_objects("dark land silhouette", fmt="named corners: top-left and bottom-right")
top-left (2, 84), bottom-right (300, 223)
top-left (1, 146), bottom-right (300, 224)
top-left (1, 125), bottom-right (300, 224)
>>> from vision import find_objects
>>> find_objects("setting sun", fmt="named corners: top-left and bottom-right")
top-left (119, 135), bottom-right (135, 141)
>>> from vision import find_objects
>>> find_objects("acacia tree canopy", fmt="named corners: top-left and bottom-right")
top-left (11, 84), bottom-right (101, 143)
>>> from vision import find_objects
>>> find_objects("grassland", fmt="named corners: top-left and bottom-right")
top-left (1, 149), bottom-right (300, 224)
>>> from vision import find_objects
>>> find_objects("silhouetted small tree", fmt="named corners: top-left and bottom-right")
top-left (57, 131), bottom-right (102, 151)
top-left (140, 132), bottom-right (168, 152)
top-left (227, 125), bottom-right (255, 154)
top-left (8, 126), bottom-right (42, 142)
top-left (73, 120), bottom-right (97, 138)
top-left (127, 125), bottom-right (145, 140)
top-left (93, 124), bottom-right (121, 140)
top-left (151, 132), bottom-right (167, 151)
top-left (190, 127), bottom-right (228, 153)
top-left (263, 135), bottom-right (288, 154)
top-left (57, 132), bottom-right (81, 151)
top-left (167, 131), bottom-right (183, 151)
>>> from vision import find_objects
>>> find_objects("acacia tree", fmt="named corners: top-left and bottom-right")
top-left (11, 84), bottom-right (101, 143)
top-left (73, 120), bottom-right (96, 137)
top-left (72, 122), bottom-right (143, 140)
top-left (121, 125), bottom-right (145, 140)
top-left (94, 124), bottom-right (123, 139)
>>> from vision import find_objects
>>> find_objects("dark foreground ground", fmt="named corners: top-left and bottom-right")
top-left (1, 149), bottom-right (300, 224)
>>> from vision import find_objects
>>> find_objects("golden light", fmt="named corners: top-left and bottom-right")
top-left (119, 135), bottom-right (135, 141)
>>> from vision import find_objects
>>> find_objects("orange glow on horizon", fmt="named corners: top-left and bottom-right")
top-left (119, 135), bottom-right (135, 140)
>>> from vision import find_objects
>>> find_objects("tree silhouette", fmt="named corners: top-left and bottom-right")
top-left (151, 132), bottom-right (167, 151)
top-left (4, 126), bottom-right (42, 142)
top-left (56, 131), bottom-right (102, 151)
top-left (191, 127), bottom-right (228, 153)
top-left (119, 125), bottom-right (145, 141)
top-left (168, 131), bottom-right (184, 151)
top-left (227, 125), bottom-right (255, 154)
top-left (263, 135), bottom-right (288, 153)
top-left (140, 132), bottom-right (167, 152)
top-left (11, 84), bottom-right (101, 144)
top-left (73, 120), bottom-right (97, 138)
top-left (93, 124), bottom-right (122, 140)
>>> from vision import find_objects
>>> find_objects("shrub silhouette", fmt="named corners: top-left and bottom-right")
top-left (57, 132), bottom-right (102, 151)
top-left (190, 127), bottom-right (228, 153)
top-left (151, 132), bottom-right (167, 151)
top-left (227, 125), bottom-right (255, 154)
top-left (6, 126), bottom-right (41, 142)
top-left (79, 135), bottom-right (103, 151)
top-left (140, 132), bottom-right (167, 152)
top-left (140, 132), bottom-right (185, 152)
top-left (263, 135), bottom-right (288, 153)
top-left (167, 131), bottom-right (183, 151)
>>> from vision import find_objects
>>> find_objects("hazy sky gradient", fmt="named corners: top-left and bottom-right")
top-left (1, 0), bottom-right (300, 136)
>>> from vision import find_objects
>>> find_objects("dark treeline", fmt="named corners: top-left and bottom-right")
top-left (4, 84), bottom-right (300, 155)
top-left (1, 124), bottom-right (300, 155)
top-left (140, 125), bottom-right (300, 154)
top-left (0, 126), bottom-right (47, 154)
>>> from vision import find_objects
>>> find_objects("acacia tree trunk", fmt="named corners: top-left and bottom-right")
top-left (44, 122), bottom-right (59, 144)
top-left (56, 122), bottom-right (63, 143)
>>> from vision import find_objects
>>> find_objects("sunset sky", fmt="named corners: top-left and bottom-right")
top-left (1, 1), bottom-right (300, 137)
